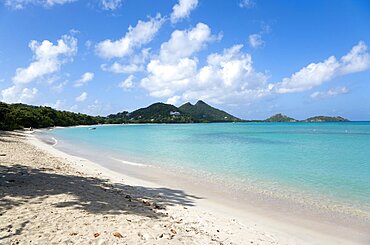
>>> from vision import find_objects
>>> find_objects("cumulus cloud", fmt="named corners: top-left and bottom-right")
top-left (4, 0), bottom-right (76, 9)
top-left (101, 48), bottom-right (149, 74)
top-left (96, 14), bottom-right (164, 59)
top-left (1, 85), bottom-right (38, 103)
top-left (118, 75), bottom-right (134, 90)
top-left (52, 80), bottom-right (68, 93)
top-left (100, 0), bottom-right (122, 10)
top-left (141, 43), bottom-right (269, 104)
top-left (248, 34), bottom-right (264, 48)
top-left (239, 0), bottom-right (255, 8)
top-left (159, 22), bottom-right (215, 63)
top-left (141, 58), bottom-right (198, 97)
top-left (74, 72), bottom-right (94, 87)
top-left (75, 91), bottom-right (87, 102)
top-left (101, 62), bottom-right (143, 74)
top-left (311, 86), bottom-right (349, 99)
top-left (140, 23), bottom-right (217, 98)
top-left (274, 41), bottom-right (370, 93)
top-left (170, 0), bottom-right (198, 23)
top-left (12, 35), bottom-right (77, 84)
top-left (44, 99), bottom-right (65, 110)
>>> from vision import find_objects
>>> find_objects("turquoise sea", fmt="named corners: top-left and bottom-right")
top-left (42, 122), bottom-right (370, 218)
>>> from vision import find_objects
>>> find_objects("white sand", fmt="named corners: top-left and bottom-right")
top-left (0, 131), bottom-right (368, 244)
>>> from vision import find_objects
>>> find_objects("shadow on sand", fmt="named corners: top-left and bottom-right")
top-left (0, 163), bottom-right (203, 240)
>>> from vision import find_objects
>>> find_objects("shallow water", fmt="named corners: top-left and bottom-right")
top-left (42, 122), bottom-right (370, 218)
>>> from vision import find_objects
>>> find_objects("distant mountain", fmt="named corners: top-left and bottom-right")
top-left (263, 113), bottom-right (350, 122)
top-left (303, 116), bottom-right (349, 122)
top-left (265, 113), bottom-right (297, 122)
top-left (127, 102), bottom-right (193, 123)
top-left (107, 100), bottom-right (241, 123)
top-left (179, 100), bottom-right (241, 122)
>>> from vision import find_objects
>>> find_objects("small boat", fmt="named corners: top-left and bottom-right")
top-left (89, 127), bottom-right (97, 130)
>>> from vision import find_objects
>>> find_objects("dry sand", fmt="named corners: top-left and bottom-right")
top-left (0, 131), bottom-right (368, 244)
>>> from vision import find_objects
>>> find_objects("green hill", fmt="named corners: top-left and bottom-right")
top-left (179, 100), bottom-right (241, 122)
top-left (126, 103), bottom-right (193, 123)
top-left (303, 116), bottom-right (349, 122)
top-left (265, 113), bottom-right (297, 122)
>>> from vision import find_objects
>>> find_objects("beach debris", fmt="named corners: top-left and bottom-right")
top-left (170, 229), bottom-right (177, 235)
top-left (138, 232), bottom-right (150, 241)
top-left (112, 231), bottom-right (123, 238)
top-left (69, 232), bottom-right (78, 236)
top-left (142, 200), bottom-right (151, 206)
top-left (125, 195), bottom-right (132, 202)
top-left (152, 202), bottom-right (164, 210)
top-left (94, 232), bottom-right (100, 238)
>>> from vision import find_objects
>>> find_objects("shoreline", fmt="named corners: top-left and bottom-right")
top-left (1, 130), bottom-right (369, 244)
top-left (32, 129), bottom-right (370, 244)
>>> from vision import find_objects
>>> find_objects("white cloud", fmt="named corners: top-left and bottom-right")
top-left (248, 34), bottom-right (264, 48)
top-left (44, 99), bottom-right (65, 110)
top-left (83, 100), bottom-right (112, 116)
top-left (75, 91), bottom-right (88, 102)
top-left (274, 41), bottom-right (370, 93)
top-left (12, 35), bottom-right (77, 84)
top-left (101, 48), bottom-right (149, 74)
top-left (101, 62), bottom-right (143, 74)
top-left (311, 86), bottom-right (349, 99)
top-left (74, 72), bottom-right (94, 87)
top-left (1, 85), bottom-right (38, 103)
top-left (170, 0), bottom-right (198, 24)
top-left (100, 0), bottom-right (123, 10)
top-left (166, 95), bottom-right (181, 105)
top-left (96, 14), bottom-right (164, 59)
top-left (52, 80), bottom-right (68, 93)
top-left (4, 0), bottom-right (76, 9)
top-left (140, 23), bottom-right (218, 98)
top-left (118, 75), bottom-right (134, 90)
top-left (141, 58), bottom-right (198, 97)
top-left (159, 22), bottom-right (215, 63)
top-left (141, 44), bottom-right (269, 104)
top-left (239, 0), bottom-right (255, 8)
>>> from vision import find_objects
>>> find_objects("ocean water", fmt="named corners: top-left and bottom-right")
top-left (43, 122), bottom-right (370, 218)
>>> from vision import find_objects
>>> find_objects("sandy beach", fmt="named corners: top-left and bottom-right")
top-left (0, 130), bottom-right (369, 244)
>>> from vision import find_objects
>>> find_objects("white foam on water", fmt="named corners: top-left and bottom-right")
top-left (109, 157), bottom-right (151, 167)
top-left (51, 137), bottom-right (58, 146)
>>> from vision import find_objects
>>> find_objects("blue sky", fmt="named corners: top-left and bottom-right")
top-left (0, 0), bottom-right (370, 120)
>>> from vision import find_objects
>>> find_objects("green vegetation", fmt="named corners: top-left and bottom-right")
top-left (179, 100), bottom-right (241, 122)
top-left (0, 102), bottom-right (105, 130)
top-left (106, 101), bottom-right (240, 123)
top-left (265, 113), bottom-right (297, 122)
top-left (303, 116), bottom-right (349, 122)
top-left (264, 113), bottom-right (349, 122)
top-left (0, 101), bottom-right (350, 131)
top-left (107, 103), bottom-right (194, 123)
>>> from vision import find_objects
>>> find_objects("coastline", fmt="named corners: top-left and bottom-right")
top-left (1, 130), bottom-right (369, 244)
